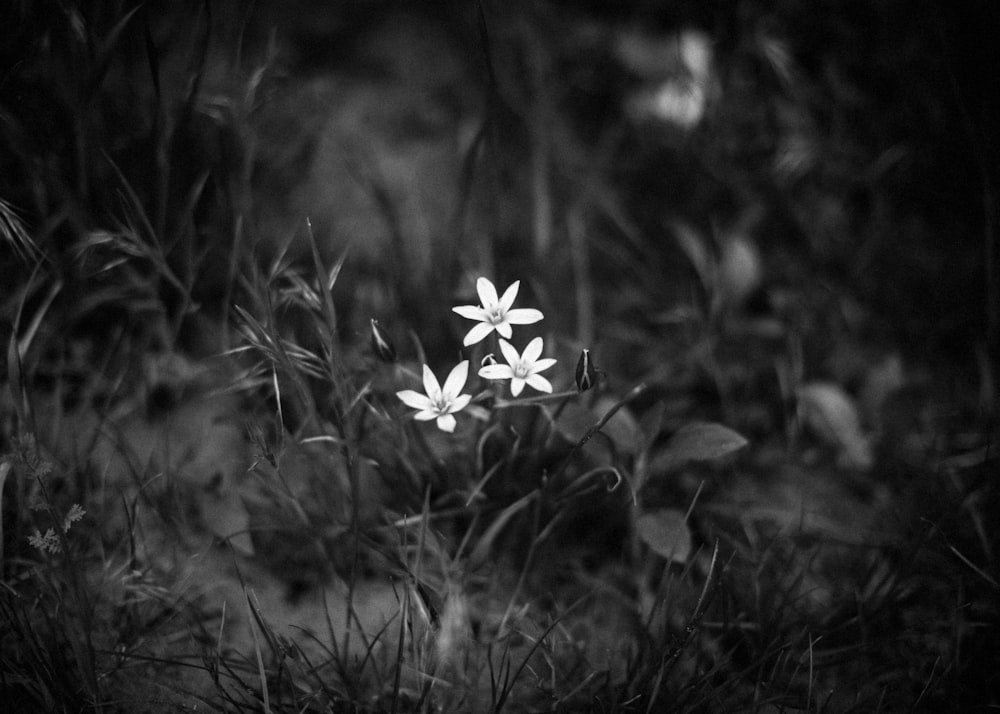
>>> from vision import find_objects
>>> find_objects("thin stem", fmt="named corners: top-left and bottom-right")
top-left (548, 382), bottom-right (647, 489)
top-left (497, 492), bottom-right (544, 635)
top-left (491, 390), bottom-right (578, 408)
top-left (341, 436), bottom-right (360, 667)
top-left (0, 462), bottom-right (8, 577)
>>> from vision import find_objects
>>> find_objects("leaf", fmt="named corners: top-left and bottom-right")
top-left (635, 509), bottom-right (692, 563)
top-left (859, 353), bottom-right (905, 426)
top-left (637, 400), bottom-right (665, 455)
top-left (672, 221), bottom-right (713, 290)
top-left (554, 398), bottom-right (642, 455)
top-left (797, 382), bottom-right (873, 470)
top-left (651, 422), bottom-right (748, 472)
top-left (717, 233), bottom-right (762, 310)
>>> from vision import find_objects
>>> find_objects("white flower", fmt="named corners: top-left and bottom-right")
top-left (396, 361), bottom-right (472, 432)
top-left (478, 337), bottom-right (557, 397)
top-left (452, 277), bottom-right (544, 346)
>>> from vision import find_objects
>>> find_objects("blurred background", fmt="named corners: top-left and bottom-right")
top-left (3, 0), bottom-right (997, 361)
top-left (2, 0), bottom-right (997, 408)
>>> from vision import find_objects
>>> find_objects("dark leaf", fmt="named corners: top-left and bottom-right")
top-left (651, 422), bottom-right (748, 472)
top-left (636, 509), bottom-right (692, 563)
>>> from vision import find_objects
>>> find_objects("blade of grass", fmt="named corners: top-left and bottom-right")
top-left (492, 591), bottom-right (590, 714)
top-left (6, 263), bottom-right (59, 436)
top-left (0, 463), bottom-right (8, 576)
top-left (305, 217), bottom-right (346, 350)
top-left (469, 490), bottom-right (537, 568)
top-left (87, 5), bottom-right (143, 99)
top-left (0, 197), bottom-right (43, 263)
top-left (243, 587), bottom-right (272, 714)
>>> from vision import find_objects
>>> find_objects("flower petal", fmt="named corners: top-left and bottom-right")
top-left (451, 305), bottom-right (489, 320)
top-left (498, 280), bottom-right (520, 311)
top-left (530, 358), bottom-right (557, 373)
top-left (414, 410), bottom-right (439, 421)
top-left (476, 277), bottom-right (499, 308)
top-left (504, 308), bottom-right (544, 325)
top-left (498, 339), bottom-right (520, 367)
top-left (448, 394), bottom-right (472, 413)
top-left (397, 390), bottom-right (435, 411)
top-left (522, 336), bottom-right (544, 363)
top-left (422, 364), bottom-right (442, 401)
top-left (463, 321), bottom-right (496, 346)
top-left (442, 360), bottom-right (469, 399)
top-left (496, 322), bottom-right (513, 339)
top-left (525, 374), bottom-right (554, 393)
top-left (509, 377), bottom-right (526, 397)
top-left (479, 364), bottom-right (514, 380)
top-left (436, 414), bottom-right (457, 432)
top-left (452, 305), bottom-right (487, 321)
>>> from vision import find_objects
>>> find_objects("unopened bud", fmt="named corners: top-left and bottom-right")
top-left (575, 349), bottom-right (598, 392)
top-left (370, 319), bottom-right (397, 362)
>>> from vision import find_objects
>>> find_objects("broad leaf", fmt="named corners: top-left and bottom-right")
top-left (797, 382), bottom-right (872, 470)
top-left (651, 422), bottom-right (748, 472)
top-left (637, 400), bottom-right (665, 454)
top-left (554, 398), bottom-right (641, 455)
top-left (635, 509), bottom-right (692, 563)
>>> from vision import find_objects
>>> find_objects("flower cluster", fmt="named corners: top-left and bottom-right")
top-left (392, 277), bottom-right (558, 432)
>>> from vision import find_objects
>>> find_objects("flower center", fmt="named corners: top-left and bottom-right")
top-left (487, 305), bottom-right (505, 323)
top-left (513, 362), bottom-right (530, 379)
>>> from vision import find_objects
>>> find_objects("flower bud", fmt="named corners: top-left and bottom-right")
top-left (575, 349), bottom-right (598, 392)
top-left (370, 318), bottom-right (397, 362)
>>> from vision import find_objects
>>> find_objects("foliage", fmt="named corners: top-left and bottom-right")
top-left (1, 1), bottom-right (997, 712)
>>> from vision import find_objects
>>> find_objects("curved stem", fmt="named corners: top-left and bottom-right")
top-left (491, 390), bottom-right (577, 408)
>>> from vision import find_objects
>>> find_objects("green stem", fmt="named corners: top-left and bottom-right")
top-left (491, 390), bottom-right (577, 408)
top-left (547, 382), bottom-right (647, 491)
top-left (0, 462), bottom-right (8, 577)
